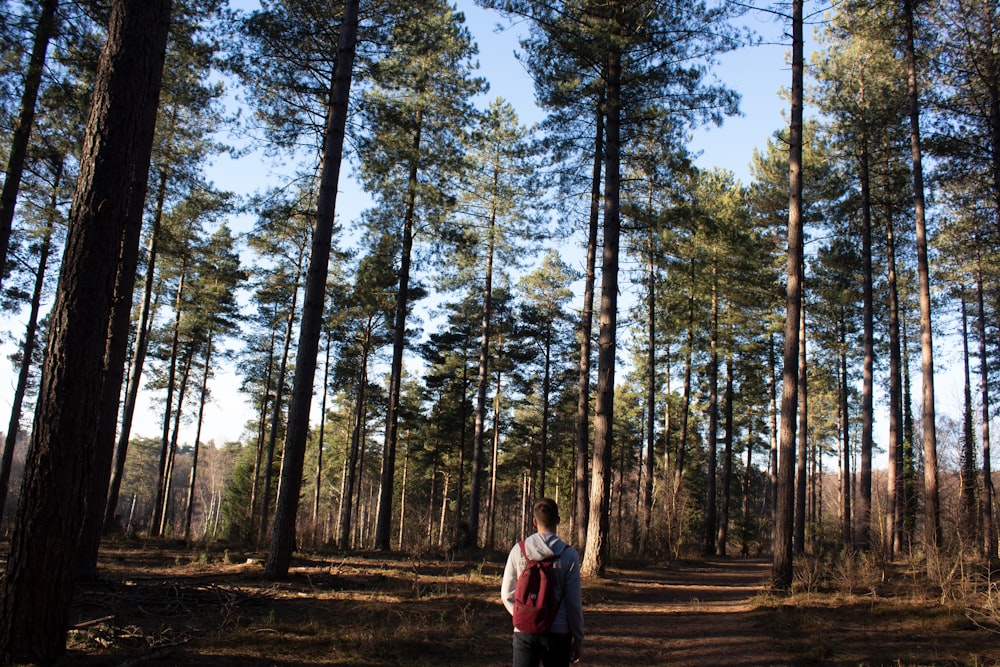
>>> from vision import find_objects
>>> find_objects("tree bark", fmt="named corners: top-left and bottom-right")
top-left (902, 0), bottom-right (941, 568)
top-left (470, 202), bottom-right (497, 538)
top-left (151, 264), bottom-right (187, 536)
top-left (772, 0), bottom-right (803, 592)
top-left (374, 117), bottom-right (420, 551)
top-left (858, 134), bottom-right (874, 552)
top-left (717, 348), bottom-right (734, 557)
top-left (959, 288), bottom-right (978, 540)
top-left (840, 319), bottom-right (852, 549)
top-left (0, 1), bottom-right (170, 660)
top-left (338, 331), bottom-right (369, 548)
top-left (794, 276), bottom-right (807, 554)
top-left (259, 281), bottom-right (299, 544)
top-left (582, 44), bottom-right (621, 578)
top-left (884, 202), bottom-right (904, 556)
top-left (312, 328), bottom-right (333, 545)
top-left (184, 331), bottom-right (214, 541)
top-left (704, 249), bottom-right (719, 557)
top-left (640, 221), bottom-right (655, 557)
top-left (265, 0), bottom-right (360, 577)
top-left (574, 98), bottom-right (602, 550)
top-left (976, 249), bottom-right (996, 563)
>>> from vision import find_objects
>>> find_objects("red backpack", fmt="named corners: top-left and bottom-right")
top-left (512, 540), bottom-right (562, 634)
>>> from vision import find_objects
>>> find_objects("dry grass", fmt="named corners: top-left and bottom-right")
top-left (44, 542), bottom-right (1000, 666)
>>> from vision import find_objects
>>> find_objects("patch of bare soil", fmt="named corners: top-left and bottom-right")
top-left (52, 543), bottom-right (1000, 666)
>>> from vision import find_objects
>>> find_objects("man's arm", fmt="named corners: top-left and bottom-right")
top-left (500, 545), bottom-right (520, 615)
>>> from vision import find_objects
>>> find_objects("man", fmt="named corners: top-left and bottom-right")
top-left (501, 498), bottom-right (584, 666)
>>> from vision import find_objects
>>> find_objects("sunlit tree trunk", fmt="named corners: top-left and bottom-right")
top-left (858, 133), bottom-right (874, 552)
top-left (265, 0), bottom-right (360, 576)
top-left (259, 288), bottom-right (298, 544)
top-left (704, 249), bottom-right (719, 557)
top-left (902, 0), bottom-right (941, 570)
top-left (470, 201), bottom-right (497, 538)
top-left (717, 348), bottom-right (734, 557)
top-left (312, 329), bottom-right (333, 545)
top-left (640, 221), bottom-right (656, 557)
top-left (151, 265), bottom-right (186, 536)
top-left (976, 249), bottom-right (996, 563)
top-left (184, 331), bottom-right (213, 541)
top-left (773, 0), bottom-right (803, 592)
top-left (375, 115), bottom-right (421, 551)
top-left (884, 202), bottom-right (904, 556)
top-left (795, 282), bottom-right (807, 555)
top-left (574, 99), bottom-right (602, 550)
top-left (582, 44), bottom-right (621, 578)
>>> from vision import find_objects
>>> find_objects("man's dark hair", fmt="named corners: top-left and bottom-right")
top-left (533, 498), bottom-right (560, 529)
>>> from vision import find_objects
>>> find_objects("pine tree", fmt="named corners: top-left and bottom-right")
top-left (0, 0), bottom-right (171, 660)
top-left (358, 0), bottom-right (486, 550)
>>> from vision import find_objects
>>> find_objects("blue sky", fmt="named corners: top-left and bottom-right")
top-left (1, 2), bottom-right (801, 448)
top-left (5, 2), bottom-right (974, 468)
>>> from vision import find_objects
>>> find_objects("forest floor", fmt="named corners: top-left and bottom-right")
top-left (44, 540), bottom-right (1000, 666)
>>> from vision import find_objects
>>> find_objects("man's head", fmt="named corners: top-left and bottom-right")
top-left (532, 498), bottom-right (560, 532)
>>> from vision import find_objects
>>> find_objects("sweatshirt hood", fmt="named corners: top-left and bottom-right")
top-left (523, 531), bottom-right (566, 561)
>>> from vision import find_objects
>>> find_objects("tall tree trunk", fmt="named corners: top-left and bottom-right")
top-left (339, 335), bottom-right (369, 548)
top-left (0, 1), bottom-right (170, 659)
top-left (773, 0), bottom-right (803, 592)
top-left (470, 203), bottom-right (497, 538)
top-left (858, 134), bottom-right (874, 552)
top-left (398, 440), bottom-right (408, 549)
top-left (151, 264), bottom-right (187, 536)
top-left (259, 281), bottom-right (300, 544)
top-left (312, 328), bottom-right (333, 545)
top-left (265, 0), bottom-right (359, 576)
top-left (574, 97), bottom-right (602, 550)
top-left (582, 44), bottom-right (621, 578)
top-left (675, 261), bottom-right (696, 498)
top-left (0, 0), bottom-right (58, 288)
top-left (794, 281), bottom-right (807, 554)
top-left (640, 222), bottom-right (655, 557)
top-left (159, 345), bottom-right (194, 536)
top-left (976, 249), bottom-right (996, 563)
top-left (768, 333), bottom-right (779, 516)
top-left (840, 319), bottom-right (852, 549)
top-left (717, 347), bottom-right (734, 557)
top-left (902, 317), bottom-right (918, 543)
top-left (249, 325), bottom-right (276, 535)
top-left (902, 0), bottom-right (941, 568)
top-left (184, 331), bottom-right (214, 541)
top-left (374, 113), bottom-right (422, 552)
top-left (0, 162), bottom-right (59, 516)
top-left (959, 288), bottom-right (978, 541)
top-left (704, 249), bottom-right (719, 557)
top-left (885, 202), bottom-right (904, 556)
top-left (79, 142), bottom-right (157, 576)
top-left (539, 330), bottom-right (552, 496)
top-left (105, 169), bottom-right (167, 531)
top-left (488, 363), bottom-right (503, 549)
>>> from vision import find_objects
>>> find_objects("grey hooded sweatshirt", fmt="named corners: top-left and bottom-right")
top-left (500, 531), bottom-right (584, 650)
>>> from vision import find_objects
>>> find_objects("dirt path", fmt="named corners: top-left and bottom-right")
top-left (582, 558), bottom-right (777, 666)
